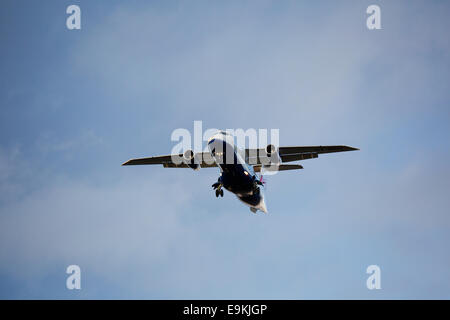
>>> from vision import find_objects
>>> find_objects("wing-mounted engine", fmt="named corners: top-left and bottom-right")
top-left (260, 144), bottom-right (281, 174)
top-left (264, 144), bottom-right (281, 165)
top-left (183, 150), bottom-right (200, 171)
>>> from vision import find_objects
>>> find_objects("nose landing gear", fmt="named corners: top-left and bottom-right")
top-left (212, 181), bottom-right (224, 197)
top-left (215, 188), bottom-right (224, 197)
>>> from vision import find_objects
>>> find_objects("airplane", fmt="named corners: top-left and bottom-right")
top-left (122, 130), bottom-right (359, 214)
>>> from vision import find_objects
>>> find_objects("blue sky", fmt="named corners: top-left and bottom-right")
top-left (0, 0), bottom-right (449, 299)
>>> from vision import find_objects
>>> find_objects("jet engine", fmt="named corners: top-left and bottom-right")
top-left (265, 144), bottom-right (281, 165)
top-left (183, 149), bottom-right (200, 171)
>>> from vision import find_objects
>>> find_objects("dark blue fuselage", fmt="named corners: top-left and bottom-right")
top-left (208, 133), bottom-right (266, 212)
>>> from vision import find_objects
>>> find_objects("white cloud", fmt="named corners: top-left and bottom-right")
top-left (1, 0), bottom-right (450, 299)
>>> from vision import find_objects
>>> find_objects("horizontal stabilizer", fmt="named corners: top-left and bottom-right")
top-left (253, 164), bottom-right (303, 172)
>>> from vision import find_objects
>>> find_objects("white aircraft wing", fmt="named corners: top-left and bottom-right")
top-left (122, 152), bottom-right (217, 168)
top-left (246, 145), bottom-right (359, 165)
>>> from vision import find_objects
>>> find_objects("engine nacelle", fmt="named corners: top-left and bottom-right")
top-left (265, 144), bottom-right (276, 156)
top-left (265, 144), bottom-right (281, 165)
top-left (183, 149), bottom-right (200, 171)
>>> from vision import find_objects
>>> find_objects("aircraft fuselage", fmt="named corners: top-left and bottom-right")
top-left (207, 131), bottom-right (267, 213)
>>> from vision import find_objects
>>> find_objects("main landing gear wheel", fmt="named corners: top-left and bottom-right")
top-left (252, 184), bottom-right (260, 196)
top-left (215, 188), bottom-right (224, 197)
top-left (252, 177), bottom-right (262, 196)
top-left (212, 180), bottom-right (224, 198)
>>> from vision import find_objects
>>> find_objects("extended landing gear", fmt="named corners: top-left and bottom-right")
top-left (252, 176), bottom-right (263, 195)
top-left (252, 182), bottom-right (261, 196)
top-left (212, 180), bottom-right (224, 197)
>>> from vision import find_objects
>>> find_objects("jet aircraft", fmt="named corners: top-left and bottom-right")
top-left (122, 131), bottom-right (358, 213)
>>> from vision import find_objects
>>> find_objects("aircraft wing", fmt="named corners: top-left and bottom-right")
top-left (122, 152), bottom-right (217, 168)
top-left (123, 145), bottom-right (358, 167)
top-left (246, 145), bottom-right (359, 165)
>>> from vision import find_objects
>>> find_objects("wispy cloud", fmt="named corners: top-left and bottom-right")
top-left (1, 0), bottom-right (449, 299)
